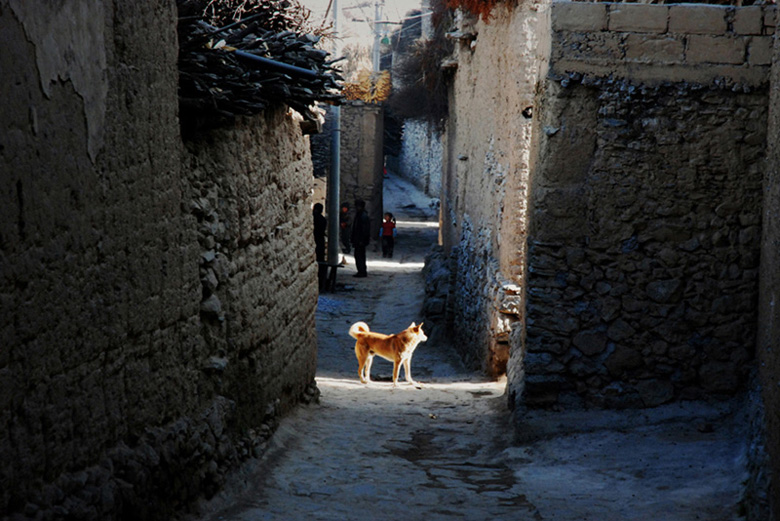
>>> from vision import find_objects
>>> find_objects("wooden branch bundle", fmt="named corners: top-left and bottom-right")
top-left (177, 0), bottom-right (343, 126)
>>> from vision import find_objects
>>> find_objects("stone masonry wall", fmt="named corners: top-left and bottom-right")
top-left (0, 3), bottom-right (318, 519)
top-left (440, 3), bottom-right (548, 375)
top-left (399, 118), bottom-right (443, 198)
top-left (517, 2), bottom-right (771, 409)
top-left (184, 108), bottom-right (319, 432)
top-left (758, 17), bottom-right (780, 519)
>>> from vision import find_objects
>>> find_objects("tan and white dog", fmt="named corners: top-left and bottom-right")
top-left (349, 321), bottom-right (427, 387)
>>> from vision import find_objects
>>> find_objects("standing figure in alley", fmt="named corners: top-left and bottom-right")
top-left (351, 199), bottom-right (371, 278)
top-left (313, 203), bottom-right (328, 290)
top-left (339, 202), bottom-right (351, 255)
top-left (380, 212), bottom-right (396, 258)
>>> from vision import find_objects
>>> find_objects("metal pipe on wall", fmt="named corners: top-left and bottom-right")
top-left (327, 106), bottom-right (341, 269)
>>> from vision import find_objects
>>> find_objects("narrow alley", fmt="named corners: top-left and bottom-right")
top-left (191, 176), bottom-right (747, 521)
top-left (3, 3), bottom-right (778, 520)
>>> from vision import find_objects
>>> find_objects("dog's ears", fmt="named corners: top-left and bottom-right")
top-left (410, 321), bottom-right (416, 327)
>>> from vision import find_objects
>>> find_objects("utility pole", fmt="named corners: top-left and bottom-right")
top-left (326, 0), bottom-right (341, 290)
top-left (372, 1), bottom-right (382, 72)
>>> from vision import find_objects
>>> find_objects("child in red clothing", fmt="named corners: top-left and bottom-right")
top-left (379, 212), bottom-right (396, 258)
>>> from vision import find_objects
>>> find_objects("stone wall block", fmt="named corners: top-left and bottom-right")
top-left (569, 357), bottom-right (603, 378)
top-left (624, 34), bottom-right (684, 64)
top-left (668, 5), bottom-right (728, 34)
top-left (646, 279), bottom-right (683, 304)
top-left (604, 345), bottom-right (644, 376)
top-left (608, 6), bottom-right (668, 34)
top-left (686, 35), bottom-right (746, 65)
top-left (748, 36), bottom-right (774, 66)
top-left (552, 2), bottom-right (607, 32)
top-left (573, 329), bottom-right (607, 355)
top-left (524, 352), bottom-right (565, 374)
top-left (733, 6), bottom-right (763, 35)
top-left (555, 31), bottom-right (624, 65)
top-left (763, 5), bottom-right (777, 31)
top-left (607, 319), bottom-right (636, 342)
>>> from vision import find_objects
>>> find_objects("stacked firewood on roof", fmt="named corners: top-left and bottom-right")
top-left (177, 0), bottom-right (343, 129)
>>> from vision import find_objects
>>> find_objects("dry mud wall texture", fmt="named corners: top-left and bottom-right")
top-left (0, 2), bottom-right (318, 519)
top-left (518, 3), bottom-right (770, 410)
top-left (441, 3), bottom-right (547, 375)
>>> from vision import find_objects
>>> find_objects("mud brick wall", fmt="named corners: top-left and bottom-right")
top-left (440, 2), bottom-right (548, 375)
top-left (185, 109), bottom-right (319, 430)
top-left (516, 2), bottom-right (771, 409)
top-left (0, 2), bottom-right (318, 519)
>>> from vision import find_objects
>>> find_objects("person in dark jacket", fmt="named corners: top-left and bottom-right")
top-left (350, 199), bottom-right (371, 277)
top-left (313, 203), bottom-right (328, 290)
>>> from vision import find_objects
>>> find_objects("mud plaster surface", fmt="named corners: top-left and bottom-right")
top-left (190, 174), bottom-right (747, 521)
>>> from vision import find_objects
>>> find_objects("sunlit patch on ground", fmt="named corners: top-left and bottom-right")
top-left (335, 253), bottom-right (425, 271)
top-left (314, 376), bottom-right (367, 389)
top-left (315, 376), bottom-right (506, 395)
top-left (366, 259), bottom-right (425, 269)
top-left (395, 220), bottom-right (439, 229)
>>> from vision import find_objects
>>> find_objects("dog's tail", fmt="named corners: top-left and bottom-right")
top-left (349, 321), bottom-right (370, 339)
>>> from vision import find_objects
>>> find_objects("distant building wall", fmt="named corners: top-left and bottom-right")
top-left (0, 2), bottom-right (318, 519)
top-left (399, 118), bottom-right (443, 198)
top-left (340, 102), bottom-right (385, 238)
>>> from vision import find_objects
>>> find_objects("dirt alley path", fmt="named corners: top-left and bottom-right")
top-left (194, 175), bottom-right (748, 521)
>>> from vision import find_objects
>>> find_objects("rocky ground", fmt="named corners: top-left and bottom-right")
top-left (190, 174), bottom-right (748, 521)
